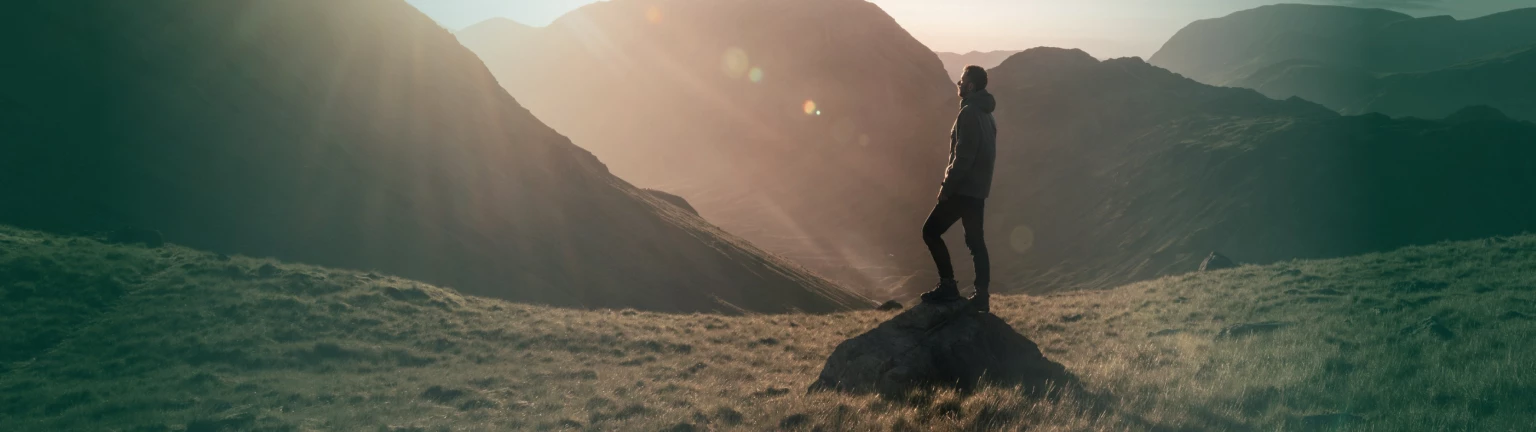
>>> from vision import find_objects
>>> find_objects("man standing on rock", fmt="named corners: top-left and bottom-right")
top-left (920, 65), bottom-right (997, 313)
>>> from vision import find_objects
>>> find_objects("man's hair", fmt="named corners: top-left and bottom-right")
top-left (962, 65), bottom-right (988, 91)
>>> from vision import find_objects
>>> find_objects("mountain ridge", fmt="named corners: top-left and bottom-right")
top-left (935, 50), bottom-right (1023, 81)
top-left (1235, 43), bottom-right (1536, 121)
top-left (1150, 4), bottom-right (1536, 86)
top-left (977, 46), bottom-right (1536, 293)
top-left (0, 0), bottom-right (868, 314)
top-left (459, 0), bottom-right (957, 296)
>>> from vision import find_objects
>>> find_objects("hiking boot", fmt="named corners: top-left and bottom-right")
top-left (920, 279), bottom-right (962, 303)
top-left (969, 292), bottom-right (991, 313)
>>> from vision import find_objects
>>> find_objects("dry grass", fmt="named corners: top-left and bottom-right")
top-left (2, 224), bottom-right (1534, 431)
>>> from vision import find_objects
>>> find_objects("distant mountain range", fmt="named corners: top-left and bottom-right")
top-left (982, 47), bottom-right (1536, 292)
top-left (460, 1), bottom-right (1536, 296)
top-left (1235, 43), bottom-right (1536, 122)
top-left (455, 18), bottom-right (536, 59)
top-left (458, 0), bottom-right (957, 295)
top-left (1151, 4), bottom-right (1536, 121)
top-left (0, 0), bottom-right (868, 313)
top-left (935, 50), bottom-right (1022, 81)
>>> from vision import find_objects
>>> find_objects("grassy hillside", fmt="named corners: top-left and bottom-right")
top-left (4, 224), bottom-right (1534, 430)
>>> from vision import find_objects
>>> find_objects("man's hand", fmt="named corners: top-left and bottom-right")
top-left (937, 188), bottom-right (952, 202)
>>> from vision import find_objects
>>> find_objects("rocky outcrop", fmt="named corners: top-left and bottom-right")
top-left (105, 227), bottom-right (164, 248)
top-left (1199, 252), bottom-right (1236, 272)
top-left (810, 299), bottom-right (1070, 397)
top-left (643, 189), bottom-right (700, 216)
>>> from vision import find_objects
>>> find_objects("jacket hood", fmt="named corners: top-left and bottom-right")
top-left (963, 89), bottom-right (996, 114)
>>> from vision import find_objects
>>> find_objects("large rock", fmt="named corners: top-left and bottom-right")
top-left (809, 299), bottom-right (1070, 397)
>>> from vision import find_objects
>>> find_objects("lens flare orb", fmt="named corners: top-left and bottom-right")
top-left (722, 48), bottom-right (749, 79)
top-left (1010, 225), bottom-right (1036, 253)
top-left (803, 100), bottom-right (817, 115)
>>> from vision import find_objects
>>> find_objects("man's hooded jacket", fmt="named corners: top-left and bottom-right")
top-left (940, 89), bottom-right (997, 199)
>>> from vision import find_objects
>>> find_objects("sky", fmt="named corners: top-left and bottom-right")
top-left (406, 0), bottom-right (1536, 58)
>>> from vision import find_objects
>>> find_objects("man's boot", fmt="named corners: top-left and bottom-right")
top-left (920, 278), bottom-right (962, 303)
top-left (969, 285), bottom-right (990, 313)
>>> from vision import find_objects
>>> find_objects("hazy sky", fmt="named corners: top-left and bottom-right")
top-left (407, 0), bottom-right (1536, 58)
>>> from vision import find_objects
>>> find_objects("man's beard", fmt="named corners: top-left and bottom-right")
top-left (958, 86), bottom-right (969, 98)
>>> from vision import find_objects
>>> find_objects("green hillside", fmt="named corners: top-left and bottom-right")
top-left (4, 224), bottom-right (1533, 430)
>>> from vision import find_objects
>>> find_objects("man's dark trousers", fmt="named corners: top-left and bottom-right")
top-left (922, 194), bottom-right (988, 291)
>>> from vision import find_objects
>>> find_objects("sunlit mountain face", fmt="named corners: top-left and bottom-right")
top-left (0, 0), bottom-right (869, 314)
top-left (460, 0), bottom-right (959, 296)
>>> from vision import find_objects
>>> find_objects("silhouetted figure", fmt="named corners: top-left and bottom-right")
top-left (921, 65), bottom-right (997, 312)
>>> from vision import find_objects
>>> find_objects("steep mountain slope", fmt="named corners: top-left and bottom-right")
top-left (458, 0), bottom-right (957, 294)
top-left (1237, 45), bottom-right (1536, 121)
top-left (936, 50), bottom-right (1022, 81)
top-left (981, 48), bottom-right (1536, 293)
top-left (0, 0), bottom-right (867, 313)
top-left (4, 224), bottom-right (1532, 430)
top-left (1149, 5), bottom-right (1536, 86)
